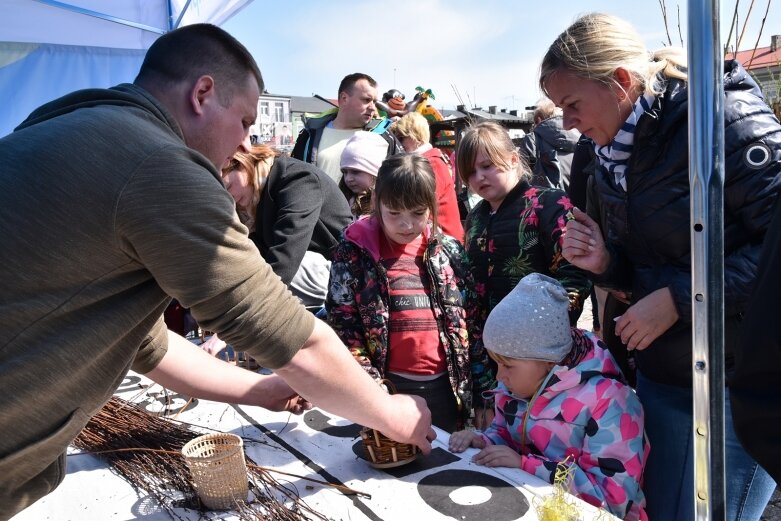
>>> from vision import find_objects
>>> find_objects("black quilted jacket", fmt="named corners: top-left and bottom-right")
top-left (593, 60), bottom-right (781, 387)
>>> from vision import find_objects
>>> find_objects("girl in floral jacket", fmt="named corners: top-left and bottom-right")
top-left (455, 121), bottom-right (592, 425)
top-left (450, 274), bottom-right (648, 521)
top-left (326, 154), bottom-right (474, 431)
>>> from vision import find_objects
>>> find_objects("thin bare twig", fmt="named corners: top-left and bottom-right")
top-left (747, 0), bottom-right (772, 69)
top-left (677, 4), bottom-right (684, 47)
top-left (72, 397), bottom-right (330, 521)
top-left (725, 0), bottom-right (741, 57)
top-left (737, 0), bottom-right (757, 51)
top-left (659, 0), bottom-right (673, 45)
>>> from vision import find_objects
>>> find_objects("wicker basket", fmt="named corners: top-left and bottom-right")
top-left (359, 380), bottom-right (420, 468)
top-left (182, 433), bottom-right (248, 510)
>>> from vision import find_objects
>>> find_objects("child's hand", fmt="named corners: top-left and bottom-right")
top-left (471, 444), bottom-right (523, 468)
top-left (473, 407), bottom-right (495, 430)
top-left (448, 430), bottom-right (486, 453)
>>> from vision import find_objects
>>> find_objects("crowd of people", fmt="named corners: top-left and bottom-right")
top-left (1, 11), bottom-right (779, 521)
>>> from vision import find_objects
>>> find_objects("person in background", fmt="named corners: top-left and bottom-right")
top-left (391, 112), bottom-right (464, 240)
top-left (219, 144), bottom-right (351, 313)
top-left (519, 97), bottom-right (580, 191)
top-left (731, 194), bottom-right (781, 484)
top-left (0, 24), bottom-right (434, 519)
top-left (326, 154), bottom-right (475, 432)
top-left (338, 131), bottom-right (387, 219)
top-left (202, 143), bottom-right (352, 356)
top-left (449, 273), bottom-right (647, 520)
top-left (457, 121), bottom-right (592, 428)
top-left (291, 72), bottom-right (401, 184)
top-left (545, 13), bottom-right (779, 520)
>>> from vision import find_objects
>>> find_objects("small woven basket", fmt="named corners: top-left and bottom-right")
top-left (359, 380), bottom-right (420, 468)
top-left (182, 433), bottom-right (248, 510)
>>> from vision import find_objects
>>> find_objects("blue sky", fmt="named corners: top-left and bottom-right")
top-left (223, 0), bottom-right (780, 110)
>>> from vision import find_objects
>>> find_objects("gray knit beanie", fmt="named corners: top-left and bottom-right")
top-left (483, 273), bottom-right (572, 363)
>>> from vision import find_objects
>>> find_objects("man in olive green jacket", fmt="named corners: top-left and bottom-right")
top-left (0, 24), bottom-right (434, 519)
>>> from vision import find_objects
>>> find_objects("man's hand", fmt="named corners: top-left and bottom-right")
top-left (258, 374), bottom-right (312, 414)
top-left (471, 444), bottom-right (523, 468)
top-left (562, 207), bottom-right (610, 274)
top-left (614, 287), bottom-right (679, 350)
top-left (381, 394), bottom-right (437, 454)
top-left (146, 330), bottom-right (310, 413)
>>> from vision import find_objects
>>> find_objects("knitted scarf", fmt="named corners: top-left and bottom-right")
top-left (594, 92), bottom-right (656, 191)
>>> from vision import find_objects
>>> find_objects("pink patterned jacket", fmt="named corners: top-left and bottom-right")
top-left (481, 329), bottom-right (648, 520)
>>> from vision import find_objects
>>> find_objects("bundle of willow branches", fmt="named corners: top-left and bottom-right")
top-left (71, 396), bottom-right (329, 520)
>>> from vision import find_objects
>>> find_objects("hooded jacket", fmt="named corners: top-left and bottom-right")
top-left (591, 60), bottom-right (781, 387)
top-left (0, 84), bottom-right (313, 516)
top-left (291, 109), bottom-right (401, 165)
top-left (482, 329), bottom-right (648, 521)
top-left (325, 217), bottom-right (474, 423)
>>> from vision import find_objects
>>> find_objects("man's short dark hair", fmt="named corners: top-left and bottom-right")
top-left (338, 73), bottom-right (377, 97)
top-left (135, 23), bottom-right (263, 105)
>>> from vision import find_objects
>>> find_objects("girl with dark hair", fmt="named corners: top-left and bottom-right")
top-left (326, 154), bottom-right (474, 432)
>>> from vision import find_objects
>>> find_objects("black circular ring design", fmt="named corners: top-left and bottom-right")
top-left (417, 469), bottom-right (529, 520)
top-left (743, 142), bottom-right (771, 169)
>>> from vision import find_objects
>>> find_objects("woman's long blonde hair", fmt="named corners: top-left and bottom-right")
top-left (222, 144), bottom-right (279, 232)
top-left (539, 13), bottom-right (688, 98)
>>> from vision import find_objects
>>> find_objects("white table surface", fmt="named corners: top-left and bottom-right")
top-left (12, 371), bottom-right (616, 521)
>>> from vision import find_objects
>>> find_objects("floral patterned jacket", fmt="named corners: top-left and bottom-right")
top-left (482, 330), bottom-right (648, 521)
top-left (325, 217), bottom-right (475, 422)
top-left (465, 180), bottom-right (592, 402)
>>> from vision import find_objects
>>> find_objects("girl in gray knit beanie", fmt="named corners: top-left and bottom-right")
top-left (449, 273), bottom-right (649, 520)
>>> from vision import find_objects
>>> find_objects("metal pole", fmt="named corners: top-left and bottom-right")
top-left (687, 1), bottom-right (726, 520)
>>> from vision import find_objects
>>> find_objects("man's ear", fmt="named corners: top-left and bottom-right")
top-left (188, 75), bottom-right (216, 115)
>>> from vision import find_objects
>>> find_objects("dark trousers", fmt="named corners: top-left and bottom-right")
top-left (385, 373), bottom-right (459, 433)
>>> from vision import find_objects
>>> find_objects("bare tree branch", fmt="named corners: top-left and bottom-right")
top-left (725, 0), bottom-right (741, 57)
top-left (737, 0), bottom-right (757, 51)
top-left (677, 4), bottom-right (684, 47)
top-left (659, 0), bottom-right (673, 45)
top-left (747, 0), bottom-right (772, 69)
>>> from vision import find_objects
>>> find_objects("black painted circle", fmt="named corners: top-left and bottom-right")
top-left (304, 409), bottom-right (362, 438)
top-left (417, 469), bottom-right (529, 520)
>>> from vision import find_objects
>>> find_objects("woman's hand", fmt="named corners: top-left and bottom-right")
top-left (449, 430), bottom-right (487, 453)
top-left (562, 208), bottom-right (610, 274)
top-left (614, 287), bottom-right (679, 350)
top-left (471, 444), bottom-right (523, 468)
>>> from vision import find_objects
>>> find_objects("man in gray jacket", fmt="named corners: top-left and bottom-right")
top-left (520, 97), bottom-right (580, 191)
top-left (291, 72), bottom-right (401, 184)
top-left (0, 24), bottom-right (433, 519)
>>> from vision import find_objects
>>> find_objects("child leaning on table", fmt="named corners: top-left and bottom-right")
top-left (449, 273), bottom-right (649, 521)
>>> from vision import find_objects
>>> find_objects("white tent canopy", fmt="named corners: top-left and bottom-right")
top-left (0, 0), bottom-right (252, 136)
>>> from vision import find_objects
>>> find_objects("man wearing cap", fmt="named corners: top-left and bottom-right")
top-left (292, 72), bottom-right (401, 184)
top-left (449, 274), bottom-right (648, 521)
